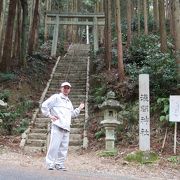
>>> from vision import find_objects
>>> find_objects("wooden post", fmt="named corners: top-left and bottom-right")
top-left (174, 122), bottom-right (177, 154)
top-left (169, 95), bottom-right (180, 154)
top-left (51, 15), bottom-right (59, 57)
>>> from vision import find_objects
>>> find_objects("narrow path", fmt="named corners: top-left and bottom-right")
top-left (0, 165), bottom-right (138, 180)
top-left (0, 147), bottom-right (179, 180)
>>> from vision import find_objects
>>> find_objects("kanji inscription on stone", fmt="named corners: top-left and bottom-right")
top-left (139, 74), bottom-right (150, 151)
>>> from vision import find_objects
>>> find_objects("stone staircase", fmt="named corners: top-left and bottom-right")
top-left (20, 44), bottom-right (90, 153)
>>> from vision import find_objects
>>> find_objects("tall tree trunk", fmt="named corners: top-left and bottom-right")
top-left (28, 0), bottom-right (39, 55)
top-left (174, 0), bottom-right (180, 85)
top-left (68, 1), bottom-right (73, 42)
top-left (169, 0), bottom-right (175, 38)
top-left (0, 0), bottom-right (17, 72)
top-left (12, 0), bottom-right (21, 60)
top-left (20, 0), bottom-right (28, 67)
top-left (104, 0), bottom-right (108, 68)
top-left (0, 0), bottom-right (2, 16)
top-left (104, 0), bottom-right (112, 70)
top-left (127, 0), bottom-right (132, 48)
top-left (107, 0), bottom-right (112, 70)
top-left (159, 0), bottom-right (167, 53)
top-left (137, 0), bottom-right (141, 36)
top-left (99, 0), bottom-right (104, 44)
top-left (44, 0), bottom-right (49, 42)
top-left (0, 0), bottom-right (6, 63)
top-left (115, 0), bottom-right (125, 81)
top-left (153, 0), bottom-right (159, 32)
top-left (144, 0), bottom-right (148, 35)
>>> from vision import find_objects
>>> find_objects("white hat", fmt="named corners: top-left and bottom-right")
top-left (61, 82), bottom-right (71, 87)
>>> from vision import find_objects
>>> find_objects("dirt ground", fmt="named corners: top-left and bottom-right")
top-left (0, 136), bottom-right (179, 180)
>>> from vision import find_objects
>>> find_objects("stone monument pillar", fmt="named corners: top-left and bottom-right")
top-left (139, 74), bottom-right (150, 151)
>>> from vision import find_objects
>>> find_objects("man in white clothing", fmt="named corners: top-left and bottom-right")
top-left (41, 81), bottom-right (84, 170)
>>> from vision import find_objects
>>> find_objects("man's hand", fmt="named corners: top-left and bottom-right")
top-left (49, 115), bottom-right (58, 122)
top-left (78, 102), bottom-right (85, 111)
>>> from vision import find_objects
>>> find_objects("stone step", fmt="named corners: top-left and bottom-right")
top-left (24, 146), bottom-right (46, 153)
top-left (47, 89), bottom-right (86, 95)
top-left (69, 146), bottom-right (82, 152)
top-left (59, 60), bottom-right (87, 63)
top-left (37, 112), bottom-right (85, 118)
top-left (56, 64), bottom-right (87, 68)
top-left (35, 117), bottom-right (49, 123)
top-left (70, 134), bottom-right (82, 141)
top-left (54, 73), bottom-right (87, 79)
top-left (50, 82), bottom-right (86, 86)
top-left (26, 139), bottom-right (46, 147)
top-left (30, 128), bottom-right (47, 134)
top-left (47, 86), bottom-right (86, 91)
top-left (28, 133), bottom-right (47, 140)
top-left (51, 78), bottom-right (86, 83)
top-left (69, 140), bottom-right (82, 146)
top-left (52, 77), bottom-right (87, 81)
top-left (56, 63), bottom-right (87, 67)
top-left (49, 84), bottom-right (86, 89)
top-left (34, 122), bottom-right (48, 129)
top-left (71, 123), bottom-right (84, 128)
top-left (70, 128), bottom-right (83, 134)
top-left (45, 94), bottom-right (86, 101)
top-left (47, 87), bottom-right (86, 92)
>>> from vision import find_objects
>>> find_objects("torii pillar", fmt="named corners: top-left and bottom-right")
top-left (93, 16), bottom-right (99, 52)
top-left (51, 15), bottom-right (59, 57)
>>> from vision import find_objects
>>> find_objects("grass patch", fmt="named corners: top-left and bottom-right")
top-left (0, 73), bottom-right (16, 82)
top-left (124, 150), bottom-right (158, 164)
top-left (98, 149), bottom-right (118, 157)
top-left (167, 156), bottom-right (180, 164)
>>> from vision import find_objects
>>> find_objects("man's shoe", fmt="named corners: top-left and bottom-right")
top-left (55, 164), bottom-right (67, 171)
top-left (48, 164), bottom-right (54, 170)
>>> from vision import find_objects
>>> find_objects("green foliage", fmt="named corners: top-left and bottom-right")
top-left (15, 118), bottom-right (29, 134)
top-left (119, 101), bottom-right (139, 124)
top-left (131, 14), bottom-right (154, 33)
top-left (0, 73), bottom-right (16, 82)
top-left (16, 99), bottom-right (33, 115)
top-left (156, 98), bottom-right (169, 122)
top-left (91, 86), bottom-right (106, 104)
top-left (0, 99), bottom-right (32, 135)
top-left (0, 107), bottom-right (20, 135)
top-left (0, 90), bottom-right (11, 102)
top-left (167, 156), bottom-right (180, 164)
top-left (125, 151), bottom-right (158, 164)
top-left (95, 129), bottom-right (105, 139)
top-left (82, 0), bottom-right (96, 12)
top-left (126, 35), bottom-right (177, 97)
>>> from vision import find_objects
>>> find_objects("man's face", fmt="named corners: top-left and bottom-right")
top-left (61, 85), bottom-right (71, 96)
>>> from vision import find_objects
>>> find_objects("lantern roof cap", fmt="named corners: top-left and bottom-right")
top-left (99, 91), bottom-right (122, 110)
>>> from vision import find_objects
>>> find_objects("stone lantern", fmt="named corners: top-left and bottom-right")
top-left (99, 91), bottom-right (122, 151)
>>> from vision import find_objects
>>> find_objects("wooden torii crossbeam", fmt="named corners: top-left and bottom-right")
top-left (44, 12), bottom-right (105, 56)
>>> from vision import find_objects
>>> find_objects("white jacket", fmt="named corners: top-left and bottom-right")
top-left (41, 93), bottom-right (80, 131)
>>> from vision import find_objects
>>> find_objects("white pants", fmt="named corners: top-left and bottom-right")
top-left (46, 124), bottom-right (70, 167)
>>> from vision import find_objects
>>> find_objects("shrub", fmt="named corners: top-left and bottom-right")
top-left (126, 35), bottom-right (177, 97)
top-left (0, 90), bottom-right (11, 102)
top-left (0, 106), bottom-right (20, 135)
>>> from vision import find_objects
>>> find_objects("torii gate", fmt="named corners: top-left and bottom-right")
top-left (45, 12), bottom-right (105, 56)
